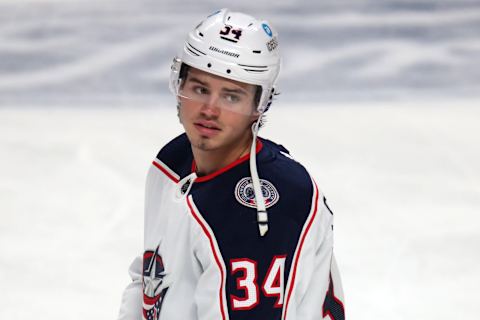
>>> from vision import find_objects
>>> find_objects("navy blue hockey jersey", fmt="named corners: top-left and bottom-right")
top-left (118, 133), bottom-right (345, 320)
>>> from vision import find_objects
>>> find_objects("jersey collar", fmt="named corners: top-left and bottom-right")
top-left (192, 139), bottom-right (263, 183)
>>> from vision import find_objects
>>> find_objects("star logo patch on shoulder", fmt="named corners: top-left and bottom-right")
top-left (235, 177), bottom-right (280, 209)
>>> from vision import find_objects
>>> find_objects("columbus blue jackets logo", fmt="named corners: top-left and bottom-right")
top-left (143, 246), bottom-right (168, 320)
top-left (235, 177), bottom-right (280, 209)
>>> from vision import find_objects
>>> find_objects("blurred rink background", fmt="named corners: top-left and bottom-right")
top-left (0, 0), bottom-right (479, 319)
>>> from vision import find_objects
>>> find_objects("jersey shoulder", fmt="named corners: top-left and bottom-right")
top-left (259, 137), bottom-right (313, 193)
top-left (257, 138), bottom-right (317, 223)
top-left (154, 133), bottom-right (193, 178)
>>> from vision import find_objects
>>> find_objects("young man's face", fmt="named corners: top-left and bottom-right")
top-left (178, 66), bottom-right (259, 152)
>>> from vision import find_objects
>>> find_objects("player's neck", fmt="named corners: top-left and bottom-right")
top-left (192, 134), bottom-right (253, 177)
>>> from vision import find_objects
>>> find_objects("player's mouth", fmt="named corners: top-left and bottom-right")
top-left (194, 121), bottom-right (221, 137)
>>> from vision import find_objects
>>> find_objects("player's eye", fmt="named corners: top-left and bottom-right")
top-left (193, 86), bottom-right (209, 95)
top-left (224, 93), bottom-right (241, 103)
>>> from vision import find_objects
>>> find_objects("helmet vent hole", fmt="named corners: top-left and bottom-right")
top-left (226, 69), bottom-right (231, 74)
top-left (227, 16), bottom-right (231, 21)
top-left (207, 63), bottom-right (212, 68)
top-left (199, 32), bottom-right (204, 37)
top-left (248, 23), bottom-right (253, 27)
top-left (253, 50), bottom-right (261, 54)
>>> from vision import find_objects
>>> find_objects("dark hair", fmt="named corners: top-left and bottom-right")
top-left (179, 63), bottom-right (190, 84)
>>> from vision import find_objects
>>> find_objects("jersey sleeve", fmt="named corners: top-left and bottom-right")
top-left (294, 192), bottom-right (345, 320)
top-left (117, 163), bottom-right (160, 320)
top-left (117, 256), bottom-right (143, 320)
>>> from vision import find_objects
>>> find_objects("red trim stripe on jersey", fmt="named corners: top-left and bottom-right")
top-left (152, 160), bottom-right (180, 183)
top-left (192, 139), bottom-right (263, 183)
top-left (187, 196), bottom-right (228, 320)
top-left (282, 180), bottom-right (319, 320)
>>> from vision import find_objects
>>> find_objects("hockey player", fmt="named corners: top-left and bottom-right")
top-left (118, 8), bottom-right (345, 320)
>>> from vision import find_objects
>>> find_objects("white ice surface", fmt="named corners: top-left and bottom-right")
top-left (0, 102), bottom-right (479, 319)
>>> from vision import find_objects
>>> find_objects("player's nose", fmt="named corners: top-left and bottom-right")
top-left (200, 96), bottom-right (221, 117)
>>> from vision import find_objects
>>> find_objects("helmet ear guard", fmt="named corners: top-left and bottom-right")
top-left (261, 86), bottom-right (278, 114)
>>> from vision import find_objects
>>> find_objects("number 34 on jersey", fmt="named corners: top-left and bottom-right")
top-left (230, 255), bottom-right (286, 310)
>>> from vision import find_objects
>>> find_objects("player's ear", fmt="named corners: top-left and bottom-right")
top-left (250, 108), bottom-right (260, 121)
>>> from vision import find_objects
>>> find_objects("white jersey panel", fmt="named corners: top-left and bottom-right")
top-left (143, 162), bottom-right (229, 320)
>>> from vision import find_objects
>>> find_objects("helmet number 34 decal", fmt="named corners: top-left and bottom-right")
top-left (220, 25), bottom-right (243, 43)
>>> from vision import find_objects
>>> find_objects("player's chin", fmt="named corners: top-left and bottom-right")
top-left (195, 140), bottom-right (218, 151)
top-left (190, 133), bottom-right (218, 149)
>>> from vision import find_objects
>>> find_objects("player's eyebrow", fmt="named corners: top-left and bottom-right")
top-left (188, 77), bottom-right (209, 86)
top-left (222, 87), bottom-right (248, 96)
top-left (188, 76), bottom-right (250, 96)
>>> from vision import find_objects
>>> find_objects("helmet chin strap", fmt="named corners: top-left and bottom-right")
top-left (250, 112), bottom-right (268, 237)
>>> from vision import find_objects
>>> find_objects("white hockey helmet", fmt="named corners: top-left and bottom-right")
top-left (170, 8), bottom-right (281, 113)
